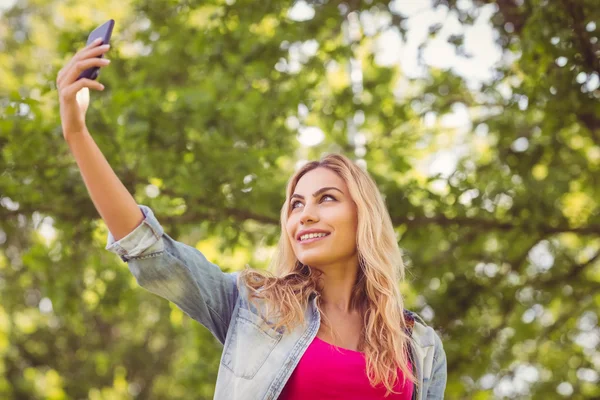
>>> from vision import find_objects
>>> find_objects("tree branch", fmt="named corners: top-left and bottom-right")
top-left (561, 0), bottom-right (600, 74)
top-left (396, 214), bottom-right (600, 235)
top-left (482, 0), bottom-right (528, 33)
top-left (538, 249), bottom-right (600, 288)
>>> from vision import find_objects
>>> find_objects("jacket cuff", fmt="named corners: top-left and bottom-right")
top-left (105, 205), bottom-right (165, 262)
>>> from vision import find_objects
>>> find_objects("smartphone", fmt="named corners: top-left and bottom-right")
top-left (78, 19), bottom-right (115, 81)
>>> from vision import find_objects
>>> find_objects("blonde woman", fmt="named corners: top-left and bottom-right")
top-left (58, 40), bottom-right (447, 399)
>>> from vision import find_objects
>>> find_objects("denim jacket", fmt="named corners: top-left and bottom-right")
top-left (106, 205), bottom-right (447, 399)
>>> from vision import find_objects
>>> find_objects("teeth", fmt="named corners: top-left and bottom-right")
top-left (300, 232), bottom-right (328, 241)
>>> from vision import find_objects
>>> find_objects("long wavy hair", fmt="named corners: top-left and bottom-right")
top-left (238, 153), bottom-right (417, 394)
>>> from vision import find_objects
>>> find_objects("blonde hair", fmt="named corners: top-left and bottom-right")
top-left (238, 153), bottom-right (417, 395)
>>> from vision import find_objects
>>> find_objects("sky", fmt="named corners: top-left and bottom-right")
top-left (0, 0), bottom-right (15, 12)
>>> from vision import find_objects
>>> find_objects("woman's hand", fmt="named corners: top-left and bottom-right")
top-left (57, 38), bottom-right (111, 141)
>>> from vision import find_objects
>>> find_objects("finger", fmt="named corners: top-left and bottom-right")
top-left (58, 38), bottom-right (103, 84)
top-left (58, 44), bottom-right (111, 86)
top-left (61, 78), bottom-right (105, 100)
top-left (86, 37), bottom-right (104, 49)
top-left (77, 43), bottom-right (111, 62)
top-left (61, 58), bottom-right (111, 87)
top-left (57, 67), bottom-right (65, 86)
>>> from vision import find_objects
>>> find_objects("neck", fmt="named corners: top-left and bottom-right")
top-left (314, 257), bottom-right (360, 313)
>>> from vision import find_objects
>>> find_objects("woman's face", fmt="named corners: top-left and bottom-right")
top-left (286, 167), bottom-right (359, 270)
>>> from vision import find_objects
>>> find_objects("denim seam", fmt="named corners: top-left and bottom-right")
top-left (110, 218), bottom-right (163, 260)
top-left (264, 299), bottom-right (320, 400)
top-left (128, 251), bottom-right (165, 261)
top-left (144, 219), bottom-right (163, 239)
top-left (208, 303), bottom-right (227, 327)
top-left (237, 315), bottom-right (281, 340)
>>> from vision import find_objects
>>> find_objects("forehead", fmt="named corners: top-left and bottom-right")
top-left (293, 167), bottom-right (348, 194)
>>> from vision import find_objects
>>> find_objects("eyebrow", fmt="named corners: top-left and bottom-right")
top-left (290, 187), bottom-right (344, 201)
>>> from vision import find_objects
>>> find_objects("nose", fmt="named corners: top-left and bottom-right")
top-left (299, 202), bottom-right (319, 225)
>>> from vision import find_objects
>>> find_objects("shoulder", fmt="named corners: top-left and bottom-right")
top-left (405, 309), bottom-right (447, 389)
top-left (403, 309), bottom-right (445, 352)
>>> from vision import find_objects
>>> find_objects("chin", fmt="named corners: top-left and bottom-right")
top-left (297, 255), bottom-right (330, 269)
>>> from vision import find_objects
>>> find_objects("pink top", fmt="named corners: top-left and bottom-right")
top-left (278, 336), bottom-right (414, 400)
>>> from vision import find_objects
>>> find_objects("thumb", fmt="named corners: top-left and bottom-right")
top-left (76, 87), bottom-right (90, 110)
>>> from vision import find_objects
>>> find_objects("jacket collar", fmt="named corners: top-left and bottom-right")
top-left (403, 309), bottom-right (416, 335)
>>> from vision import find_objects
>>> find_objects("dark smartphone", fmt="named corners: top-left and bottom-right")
top-left (78, 19), bottom-right (115, 81)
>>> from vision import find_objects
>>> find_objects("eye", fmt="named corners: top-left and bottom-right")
top-left (290, 194), bottom-right (336, 211)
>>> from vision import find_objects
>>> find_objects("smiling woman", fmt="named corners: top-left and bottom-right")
top-left (97, 153), bottom-right (446, 399)
top-left (236, 154), bottom-right (447, 399)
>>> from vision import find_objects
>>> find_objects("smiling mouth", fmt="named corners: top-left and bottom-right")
top-left (298, 233), bottom-right (330, 243)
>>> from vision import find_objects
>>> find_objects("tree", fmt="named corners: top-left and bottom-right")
top-left (1, 0), bottom-right (598, 398)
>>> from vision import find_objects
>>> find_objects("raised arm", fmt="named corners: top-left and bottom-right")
top-left (57, 39), bottom-right (239, 343)
top-left (57, 38), bottom-right (143, 240)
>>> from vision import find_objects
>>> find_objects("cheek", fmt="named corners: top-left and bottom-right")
top-left (285, 218), bottom-right (296, 242)
top-left (330, 207), bottom-right (358, 239)
top-left (336, 206), bottom-right (357, 227)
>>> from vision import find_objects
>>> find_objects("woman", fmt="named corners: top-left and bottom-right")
top-left (58, 39), bottom-right (447, 399)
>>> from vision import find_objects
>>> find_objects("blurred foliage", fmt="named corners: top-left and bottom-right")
top-left (1, 0), bottom-right (599, 398)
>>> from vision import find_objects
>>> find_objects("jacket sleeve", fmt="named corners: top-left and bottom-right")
top-left (426, 330), bottom-right (448, 399)
top-left (105, 205), bottom-right (239, 344)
